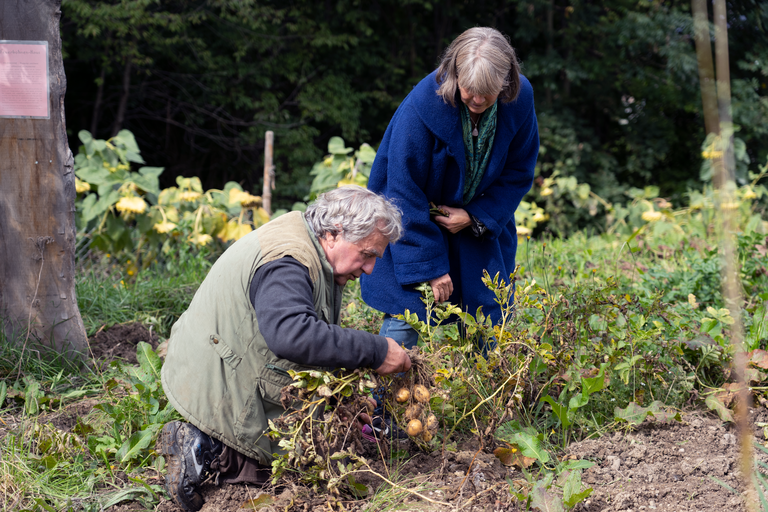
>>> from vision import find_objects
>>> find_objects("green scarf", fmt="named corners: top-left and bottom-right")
top-left (460, 100), bottom-right (497, 204)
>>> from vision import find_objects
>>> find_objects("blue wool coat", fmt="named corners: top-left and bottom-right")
top-left (361, 70), bottom-right (539, 325)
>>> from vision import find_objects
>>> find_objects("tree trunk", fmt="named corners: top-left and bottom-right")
top-left (111, 57), bottom-right (132, 137)
top-left (0, 0), bottom-right (88, 358)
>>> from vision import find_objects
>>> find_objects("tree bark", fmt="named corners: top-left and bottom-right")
top-left (0, 0), bottom-right (88, 358)
top-left (111, 57), bottom-right (132, 137)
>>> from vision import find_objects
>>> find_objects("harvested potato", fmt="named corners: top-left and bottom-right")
top-left (395, 388), bottom-right (411, 403)
top-left (421, 430), bottom-right (433, 442)
top-left (406, 419), bottom-right (423, 436)
top-left (413, 384), bottom-right (430, 403)
top-left (404, 403), bottom-right (423, 421)
top-left (425, 414), bottom-right (438, 432)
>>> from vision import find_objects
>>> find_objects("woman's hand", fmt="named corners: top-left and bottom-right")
top-left (429, 273), bottom-right (454, 303)
top-left (433, 205), bottom-right (472, 234)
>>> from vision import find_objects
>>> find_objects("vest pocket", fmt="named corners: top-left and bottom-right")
top-left (208, 334), bottom-right (242, 369)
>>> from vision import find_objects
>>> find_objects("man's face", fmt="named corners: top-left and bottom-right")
top-left (322, 229), bottom-right (389, 286)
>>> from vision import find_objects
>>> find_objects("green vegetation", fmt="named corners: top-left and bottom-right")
top-left (2, 181), bottom-right (767, 507)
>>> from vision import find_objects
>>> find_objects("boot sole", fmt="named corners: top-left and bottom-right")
top-left (156, 421), bottom-right (204, 512)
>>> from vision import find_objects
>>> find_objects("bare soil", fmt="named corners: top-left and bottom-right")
top-left (88, 322), bottom-right (160, 365)
top-left (93, 324), bottom-right (763, 511)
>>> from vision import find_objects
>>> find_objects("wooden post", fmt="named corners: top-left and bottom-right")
top-left (0, 0), bottom-right (88, 358)
top-left (262, 131), bottom-right (275, 216)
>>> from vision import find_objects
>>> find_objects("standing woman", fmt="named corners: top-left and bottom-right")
top-left (360, 27), bottom-right (539, 349)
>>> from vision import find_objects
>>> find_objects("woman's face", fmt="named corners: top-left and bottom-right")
top-left (459, 86), bottom-right (500, 115)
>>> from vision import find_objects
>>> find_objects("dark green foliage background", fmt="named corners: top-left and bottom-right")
top-left (61, 0), bottom-right (768, 211)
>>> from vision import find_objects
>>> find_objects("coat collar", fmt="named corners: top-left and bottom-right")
top-left (408, 71), bottom-right (521, 195)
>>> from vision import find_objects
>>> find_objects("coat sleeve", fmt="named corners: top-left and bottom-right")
top-left (463, 100), bottom-right (539, 239)
top-left (370, 105), bottom-right (451, 285)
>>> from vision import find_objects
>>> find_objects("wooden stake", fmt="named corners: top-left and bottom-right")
top-left (263, 131), bottom-right (274, 216)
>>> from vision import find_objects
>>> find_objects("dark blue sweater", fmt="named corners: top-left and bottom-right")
top-left (361, 70), bottom-right (539, 324)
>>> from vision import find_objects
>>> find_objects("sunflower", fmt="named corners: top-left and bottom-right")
top-left (116, 196), bottom-right (148, 214)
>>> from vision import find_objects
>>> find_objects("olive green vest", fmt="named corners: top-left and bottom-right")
top-left (161, 212), bottom-right (340, 464)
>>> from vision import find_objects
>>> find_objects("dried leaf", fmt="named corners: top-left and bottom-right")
top-left (240, 493), bottom-right (275, 509)
top-left (748, 349), bottom-right (768, 370)
top-left (494, 445), bottom-right (535, 468)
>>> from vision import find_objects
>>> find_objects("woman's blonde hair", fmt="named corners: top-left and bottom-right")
top-left (436, 27), bottom-right (521, 107)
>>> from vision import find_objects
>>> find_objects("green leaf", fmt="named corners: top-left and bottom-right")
top-left (561, 459), bottom-right (596, 471)
top-left (82, 188), bottom-right (120, 223)
top-left (564, 488), bottom-right (593, 508)
top-left (511, 431), bottom-right (551, 464)
top-left (75, 165), bottom-right (116, 186)
top-left (78, 130), bottom-right (93, 145)
top-left (136, 342), bottom-right (162, 381)
top-left (24, 379), bottom-right (41, 416)
top-left (581, 368), bottom-right (607, 396)
top-left (613, 402), bottom-right (651, 425)
top-left (0, 381), bottom-right (7, 408)
top-left (705, 394), bottom-right (735, 423)
top-left (568, 392), bottom-right (589, 410)
top-left (562, 468), bottom-right (593, 507)
top-left (542, 395), bottom-right (571, 429)
top-left (327, 136), bottom-right (353, 155)
top-left (614, 401), bottom-right (680, 426)
top-left (116, 428), bottom-right (155, 463)
top-left (113, 129), bottom-right (141, 153)
top-left (346, 474), bottom-right (368, 498)
top-left (530, 479), bottom-right (565, 512)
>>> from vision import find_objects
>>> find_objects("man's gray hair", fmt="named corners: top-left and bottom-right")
top-left (305, 185), bottom-right (403, 244)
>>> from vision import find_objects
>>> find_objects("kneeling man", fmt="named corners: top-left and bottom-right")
top-left (158, 186), bottom-right (411, 511)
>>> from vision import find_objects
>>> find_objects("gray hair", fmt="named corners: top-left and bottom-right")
top-left (305, 185), bottom-right (403, 244)
top-left (436, 27), bottom-right (521, 107)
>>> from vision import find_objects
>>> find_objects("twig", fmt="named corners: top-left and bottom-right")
top-left (452, 442), bottom-right (483, 500)
top-left (351, 467), bottom-right (451, 507)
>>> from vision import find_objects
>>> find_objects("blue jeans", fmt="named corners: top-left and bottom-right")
top-left (379, 315), bottom-right (419, 350)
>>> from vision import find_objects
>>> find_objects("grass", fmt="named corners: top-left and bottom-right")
top-left (76, 248), bottom-right (212, 336)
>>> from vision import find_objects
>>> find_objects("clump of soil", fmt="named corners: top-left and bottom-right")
top-left (88, 322), bottom-right (160, 365)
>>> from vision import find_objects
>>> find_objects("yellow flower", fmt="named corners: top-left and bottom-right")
top-left (179, 191), bottom-right (202, 202)
top-left (228, 188), bottom-right (262, 208)
top-left (540, 187), bottom-right (554, 197)
top-left (702, 149), bottom-right (723, 160)
top-left (720, 201), bottom-right (739, 211)
top-left (75, 178), bottom-right (91, 193)
top-left (190, 233), bottom-right (214, 246)
top-left (742, 187), bottom-right (757, 200)
top-left (116, 196), bottom-right (147, 214)
top-left (532, 211), bottom-right (548, 223)
top-left (641, 210), bottom-right (662, 222)
top-left (517, 226), bottom-right (532, 235)
top-left (153, 221), bottom-right (177, 234)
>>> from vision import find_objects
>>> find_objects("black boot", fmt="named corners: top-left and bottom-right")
top-left (156, 421), bottom-right (223, 511)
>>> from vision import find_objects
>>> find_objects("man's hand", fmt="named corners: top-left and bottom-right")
top-left (429, 273), bottom-right (453, 303)
top-left (375, 337), bottom-right (412, 375)
top-left (433, 205), bottom-right (472, 234)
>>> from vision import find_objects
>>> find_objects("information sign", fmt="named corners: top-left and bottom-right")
top-left (0, 40), bottom-right (49, 119)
